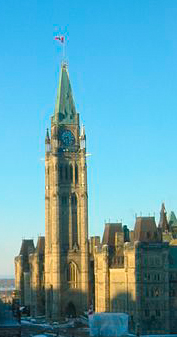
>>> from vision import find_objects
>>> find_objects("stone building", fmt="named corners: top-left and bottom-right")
top-left (15, 236), bottom-right (45, 315)
top-left (14, 59), bottom-right (177, 334)
top-left (14, 239), bottom-right (34, 306)
top-left (94, 215), bottom-right (177, 334)
top-left (29, 236), bottom-right (45, 317)
top-left (45, 62), bottom-right (89, 320)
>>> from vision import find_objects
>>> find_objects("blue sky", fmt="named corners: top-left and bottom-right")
top-left (1, 0), bottom-right (177, 277)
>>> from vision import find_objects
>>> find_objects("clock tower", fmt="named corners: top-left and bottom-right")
top-left (45, 62), bottom-right (89, 319)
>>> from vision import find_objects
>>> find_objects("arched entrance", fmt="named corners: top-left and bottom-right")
top-left (65, 302), bottom-right (76, 318)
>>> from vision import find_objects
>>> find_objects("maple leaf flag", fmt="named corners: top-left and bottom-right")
top-left (55, 35), bottom-right (65, 43)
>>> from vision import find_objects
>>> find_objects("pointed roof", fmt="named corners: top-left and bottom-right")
top-left (54, 62), bottom-right (76, 124)
top-left (169, 211), bottom-right (177, 227)
top-left (159, 203), bottom-right (169, 231)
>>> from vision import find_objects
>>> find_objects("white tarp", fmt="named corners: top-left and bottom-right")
top-left (89, 313), bottom-right (129, 337)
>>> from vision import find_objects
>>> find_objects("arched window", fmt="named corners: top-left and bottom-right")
top-left (59, 165), bottom-right (63, 181)
top-left (65, 164), bottom-right (68, 180)
top-left (70, 164), bottom-right (73, 182)
top-left (71, 193), bottom-right (78, 247)
top-left (67, 262), bottom-right (78, 288)
top-left (75, 164), bottom-right (78, 184)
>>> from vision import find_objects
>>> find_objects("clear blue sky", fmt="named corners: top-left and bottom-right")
top-left (1, 0), bottom-right (177, 277)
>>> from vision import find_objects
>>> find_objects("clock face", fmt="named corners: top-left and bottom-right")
top-left (60, 130), bottom-right (75, 146)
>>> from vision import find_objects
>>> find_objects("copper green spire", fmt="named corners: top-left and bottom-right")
top-left (54, 62), bottom-right (76, 124)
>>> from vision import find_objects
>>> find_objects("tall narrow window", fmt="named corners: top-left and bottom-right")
top-left (75, 164), bottom-right (78, 184)
top-left (67, 262), bottom-right (78, 288)
top-left (70, 164), bottom-right (73, 182)
top-left (65, 164), bottom-right (68, 180)
top-left (71, 193), bottom-right (78, 246)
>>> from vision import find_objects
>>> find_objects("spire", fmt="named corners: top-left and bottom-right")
top-left (54, 62), bottom-right (76, 124)
top-left (159, 202), bottom-right (169, 232)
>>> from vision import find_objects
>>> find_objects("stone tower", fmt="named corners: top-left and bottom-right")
top-left (45, 62), bottom-right (89, 320)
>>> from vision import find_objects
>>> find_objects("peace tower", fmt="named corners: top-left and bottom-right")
top-left (45, 62), bottom-right (89, 319)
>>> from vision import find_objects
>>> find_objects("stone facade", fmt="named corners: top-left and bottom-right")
top-left (29, 236), bottom-right (45, 317)
top-left (45, 62), bottom-right (89, 320)
top-left (94, 215), bottom-right (177, 334)
top-left (14, 239), bottom-right (34, 306)
top-left (14, 60), bottom-right (177, 334)
top-left (14, 237), bottom-right (45, 316)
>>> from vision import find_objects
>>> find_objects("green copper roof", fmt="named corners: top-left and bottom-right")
top-left (169, 211), bottom-right (177, 227)
top-left (54, 62), bottom-right (76, 124)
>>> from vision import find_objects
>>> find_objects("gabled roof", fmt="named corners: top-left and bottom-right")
top-left (54, 62), bottom-right (76, 124)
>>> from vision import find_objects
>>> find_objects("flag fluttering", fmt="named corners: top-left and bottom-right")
top-left (55, 35), bottom-right (65, 43)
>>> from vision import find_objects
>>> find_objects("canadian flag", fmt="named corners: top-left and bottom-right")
top-left (55, 35), bottom-right (65, 43)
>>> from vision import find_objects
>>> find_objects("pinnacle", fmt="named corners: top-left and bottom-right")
top-left (45, 128), bottom-right (50, 144)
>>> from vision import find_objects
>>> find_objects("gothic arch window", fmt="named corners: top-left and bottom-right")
top-left (71, 193), bottom-right (78, 246)
top-left (59, 165), bottom-right (63, 181)
top-left (65, 164), bottom-right (68, 180)
top-left (75, 164), bottom-right (78, 184)
top-left (70, 164), bottom-right (73, 182)
top-left (67, 262), bottom-right (78, 288)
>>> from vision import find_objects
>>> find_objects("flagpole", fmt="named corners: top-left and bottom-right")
top-left (63, 41), bottom-right (66, 61)
top-left (55, 35), bottom-right (66, 62)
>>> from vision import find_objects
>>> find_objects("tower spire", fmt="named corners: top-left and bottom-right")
top-left (54, 63), bottom-right (76, 124)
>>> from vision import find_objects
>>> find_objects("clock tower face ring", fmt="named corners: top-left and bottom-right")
top-left (60, 130), bottom-right (75, 146)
